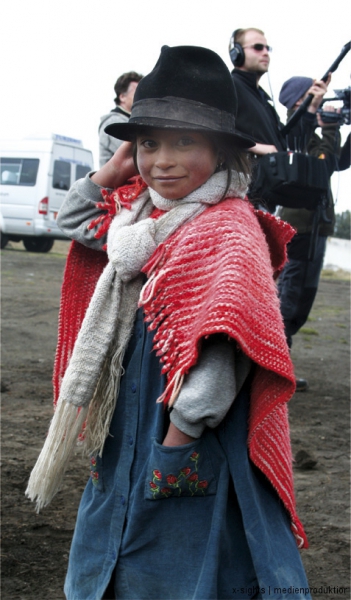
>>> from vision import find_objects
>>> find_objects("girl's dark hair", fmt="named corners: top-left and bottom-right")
top-left (132, 129), bottom-right (253, 201)
top-left (208, 133), bottom-right (252, 200)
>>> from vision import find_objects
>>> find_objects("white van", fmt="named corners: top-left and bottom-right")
top-left (0, 134), bottom-right (94, 252)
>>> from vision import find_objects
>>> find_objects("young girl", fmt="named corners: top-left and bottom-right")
top-left (26, 46), bottom-right (311, 600)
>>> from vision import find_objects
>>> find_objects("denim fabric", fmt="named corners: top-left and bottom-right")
top-left (65, 308), bottom-right (310, 600)
top-left (218, 392), bottom-right (311, 599)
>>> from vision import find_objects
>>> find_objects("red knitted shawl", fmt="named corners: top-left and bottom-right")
top-left (138, 198), bottom-right (307, 548)
top-left (53, 184), bottom-right (307, 549)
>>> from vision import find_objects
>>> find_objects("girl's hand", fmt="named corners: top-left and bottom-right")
top-left (162, 422), bottom-right (196, 447)
top-left (92, 141), bottom-right (138, 189)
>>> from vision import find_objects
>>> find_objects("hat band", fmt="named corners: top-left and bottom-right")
top-left (129, 96), bottom-right (236, 132)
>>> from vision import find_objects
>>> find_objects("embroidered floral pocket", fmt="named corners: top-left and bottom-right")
top-left (144, 439), bottom-right (217, 500)
top-left (89, 455), bottom-right (104, 492)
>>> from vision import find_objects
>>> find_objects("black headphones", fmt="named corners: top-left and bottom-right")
top-left (229, 30), bottom-right (245, 67)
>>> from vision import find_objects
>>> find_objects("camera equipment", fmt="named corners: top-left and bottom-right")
top-left (250, 152), bottom-right (331, 210)
top-left (282, 41), bottom-right (351, 135)
top-left (249, 153), bottom-right (333, 261)
top-left (317, 87), bottom-right (350, 125)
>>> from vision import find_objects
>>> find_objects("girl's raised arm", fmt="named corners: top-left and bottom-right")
top-left (57, 142), bottom-right (138, 249)
top-left (92, 141), bottom-right (137, 189)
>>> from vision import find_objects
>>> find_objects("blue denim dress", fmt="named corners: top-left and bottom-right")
top-left (64, 309), bottom-right (311, 600)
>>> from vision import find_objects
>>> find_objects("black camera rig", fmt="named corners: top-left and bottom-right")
top-left (318, 87), bottom-right (351, 125)
top-left (282, 42), bottom-right (350, 135)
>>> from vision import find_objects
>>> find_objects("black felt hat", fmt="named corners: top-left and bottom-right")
top-left (105, 45), bottom-right (254, 148)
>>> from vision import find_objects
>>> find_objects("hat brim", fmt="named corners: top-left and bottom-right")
top-left (105, 118), bottom-right (255, 149)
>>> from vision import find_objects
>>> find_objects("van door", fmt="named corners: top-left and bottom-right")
top-left (0, 156), bottom-right (43, 235)
top-left (73, 147), bottom-right (94, 182)
top-left (49, 143), bottom-right (73, 221)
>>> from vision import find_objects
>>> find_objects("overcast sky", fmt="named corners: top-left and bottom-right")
top-left (1, 0), bottom-right (350, 212)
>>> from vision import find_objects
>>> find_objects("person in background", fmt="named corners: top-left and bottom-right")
top-left (229, 27), bottom-right (284, 156)
top-left (99, 71), bottom-right (143, 167)
top-left (277, 76), bottom-right (341, 391)
top-left (229, 28), bottom-right (331, 390)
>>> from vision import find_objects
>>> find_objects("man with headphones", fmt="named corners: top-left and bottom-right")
top-left (229, 28), bottom-right (284, 156)
top-left (229, 28), bottom-right (328, 157)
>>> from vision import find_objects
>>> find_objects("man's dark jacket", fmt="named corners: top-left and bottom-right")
top-left (231, 69), bottom-right (286, 151)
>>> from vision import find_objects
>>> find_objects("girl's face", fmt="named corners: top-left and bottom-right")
top-left (136, 129), bottom-right (218, 200)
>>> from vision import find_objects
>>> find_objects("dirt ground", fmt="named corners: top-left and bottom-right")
top-left (1, 240), bottom-right (350, 600)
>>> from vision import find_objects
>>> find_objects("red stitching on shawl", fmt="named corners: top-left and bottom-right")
top-left (255, 209), bottom-right (296, 279)
top-left (117, 175), bottom-right (148, 204)
top-left (52, 242), bottom-right (108, 406)
top-left (87, 176), bottom-right (147, 250)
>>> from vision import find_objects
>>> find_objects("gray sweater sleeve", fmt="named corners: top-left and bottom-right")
top-left (57, 173), bottom-right (112, 250)
top-left (170, 337), bottom-right (251, 438)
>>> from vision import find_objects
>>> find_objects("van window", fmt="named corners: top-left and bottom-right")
top-left (0, 158), bottom-right (39, 186)
top-left (53, 160), bottom-right (71, 190)
top-left (75, 164), bottom-right (91, 181)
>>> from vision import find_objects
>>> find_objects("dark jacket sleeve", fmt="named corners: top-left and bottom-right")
top-left (337, 132), bottom-right (350, 171)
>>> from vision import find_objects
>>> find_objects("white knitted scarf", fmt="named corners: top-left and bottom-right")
top-left (26, 170), bottom-right (248, 511)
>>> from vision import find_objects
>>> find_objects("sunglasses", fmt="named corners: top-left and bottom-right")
top-left (243, 44), bottom-right (272, 53)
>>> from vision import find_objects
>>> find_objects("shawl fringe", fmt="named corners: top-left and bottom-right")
top-left (25, 401), bottom-right (89, 512)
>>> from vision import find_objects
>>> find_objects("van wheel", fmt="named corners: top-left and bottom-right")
top-left (0, 232), bottom-right (9, 249)
top-left (23, 238), bottom-right (54, 253)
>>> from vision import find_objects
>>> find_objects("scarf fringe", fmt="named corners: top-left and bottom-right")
top-left (25, 401), bottom-right (89, 512)
top-left (83, 347), bottom-right (126, 457)
top-left (82, 277), bottom-right (144, 456)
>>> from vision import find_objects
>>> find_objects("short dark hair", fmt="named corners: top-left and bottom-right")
top-left (114, 71), bottom-right (143, 105)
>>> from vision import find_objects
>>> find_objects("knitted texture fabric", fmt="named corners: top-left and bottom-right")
top-left (53, 175), bottom-right (148, 403)
top-left (139, 198), bottom-right (307, 548)
top-left (53, 242), bottom-right (108, 405)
